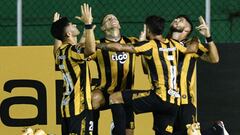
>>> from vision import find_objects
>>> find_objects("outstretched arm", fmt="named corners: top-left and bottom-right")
top-left (97, 43), bottom-right (137, 53)
top-left (52, 12), bottom-right (61, 58)
top-left (75, 3), bottom-right (96, 57)
top-left (196, 16), bottom-right (219, 63)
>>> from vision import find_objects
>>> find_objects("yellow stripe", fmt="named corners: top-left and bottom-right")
top-left (152, 42), bottom-right (166, 101)
top-left (86, 64), bottom-right (92, 110)
top-left (108, 51), bottom-right (118, 93)
top-left (65, 104), bottom-right (70, 117)
top-left (189, 63), bottom-right (197, 107)
top-left (74, 78), bottom-right (81, 115)
top-left (134, 41), bottom-right (153, 53)
top-left (96, 50), bottom-right (107, 89)
top-left (180, 55), bottom-right (191, 104)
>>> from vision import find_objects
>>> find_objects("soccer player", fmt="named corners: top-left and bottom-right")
top-left (97, 15), bottom-right (198, 135)
top-left (169, 15), bottom-right (229, 135)
top-left (51, 3), bottom-right (96, 135)
top-left (91, 14), bottom-right (139, 135)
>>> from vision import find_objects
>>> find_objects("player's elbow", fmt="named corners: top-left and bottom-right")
top-left (211, 57), bottom-right (219, 63)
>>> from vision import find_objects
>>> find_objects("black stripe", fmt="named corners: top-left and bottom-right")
top-left (114, 37), bottom-right (133, 92)
top-left (154, 39), bottom-right (169, 98)
top-left (65, 45), bottom-right (78, 84)
top-left (168, 40), bottom-right (178, 104)
top-left (126, 53), bottom-right (134, 89)
top-left (65, 45), bottom-right (77, 116)
top-left (122, 36), bottom-right (132, 43)
top-left (59, 48), bottom-right (66, 74)
top-left (196, 49), bottom-right (204, 56)
top-left (100, 39), bottom-right (112, 92)
top-left (79, 62), bottom-right (88, 109)
top-left (71, 57), bottom-right (85, 63)
top-left (186, 58), bottom-right (196, 103)
top-left (95, 58), bottom-right (101, 87)
top-left (134, 40), bottom-right (150, 47)
top-left (114, 52), bottom-right (124, 92)
top-left (123, 37), bottom-right (134, 89)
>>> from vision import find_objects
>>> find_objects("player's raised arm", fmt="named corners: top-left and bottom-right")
top-left (75, 3), bottom-right (96, 57)
top-left (196, 16), bottom-right (219, 63)
top-left (52, 12), bottom-right (62, 58)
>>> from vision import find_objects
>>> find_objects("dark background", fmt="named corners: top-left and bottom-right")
top-left (198, 43), bottom-right (240, 135)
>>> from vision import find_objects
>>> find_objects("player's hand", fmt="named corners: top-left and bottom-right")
top-left (139, 24), bottom-right (147, 41)
top-left (53, 12), bottom-right (60, 22)
top-left (75, 3), bottom-right (93, 24)
top-left (79, 25), bottom-right (96, 44)
top-left (186, 122), bottom-right (201, 135)
top-left (196, 16), bottom-right (211, 38)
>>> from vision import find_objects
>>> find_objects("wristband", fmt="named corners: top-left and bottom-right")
top-left (85, 24), bottom-right (93, 29)
top-left (206, 36), bottom-right (213, 43)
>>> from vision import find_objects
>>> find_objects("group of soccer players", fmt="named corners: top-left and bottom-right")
top-left (50, 3), bottom-right (229, 135)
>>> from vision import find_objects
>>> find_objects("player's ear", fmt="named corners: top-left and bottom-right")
top-left (65, 31), bottom-right (71, 37)
top-left (101, 25), bottom-right (105, 31)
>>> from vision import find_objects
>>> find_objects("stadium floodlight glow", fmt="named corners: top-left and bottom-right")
top-left (17, 0), bottom-right (22, 46)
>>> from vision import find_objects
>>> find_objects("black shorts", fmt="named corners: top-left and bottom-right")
top-left (174, 103), bottom-right (196, 132)
top-left (97, 90), bottom-right (135, 129)
top-left (122, 89), bottom-right (179, 134)
top-left (61, 110), bottom-right (94, 135)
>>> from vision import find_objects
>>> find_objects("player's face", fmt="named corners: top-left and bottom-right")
top-left (101, 14), bottom-right (121, 30)
top-left (65, 22), bottom-right (80, 37)
top-left (170, 17), bottom-right (191, 34)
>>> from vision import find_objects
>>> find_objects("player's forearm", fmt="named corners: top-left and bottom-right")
top-left (97, 43), bottom-right (136, 53)
top-left (206, 41), bottom-right (219, 63)
top-left (84, 28), bottom-right (96, 57)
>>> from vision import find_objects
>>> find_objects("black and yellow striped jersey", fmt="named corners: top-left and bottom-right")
top-left (90, 36), bottom-right (138, 94)
top-left (55, 44), bottom-right (92, 118)
top-left (178, 43), bottom-right (208, 107)
top-left (133, 38), bottom-right (187, 105)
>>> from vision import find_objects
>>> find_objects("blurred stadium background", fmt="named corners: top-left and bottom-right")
top-left (0, 0), bottom-right (240, 45)
top-left (0, 0), bottom-right (240, 134)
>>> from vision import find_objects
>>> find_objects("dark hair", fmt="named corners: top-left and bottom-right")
top-left (176, 14), bottom-right (193, 35)
top-left (145, 15), bottom-right (165, 35)
top-left (50, 17), bottom-right (70, 41)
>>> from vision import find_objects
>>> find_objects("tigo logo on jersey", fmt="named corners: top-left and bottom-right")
top-left (111, 52), bottom-right (128, 64)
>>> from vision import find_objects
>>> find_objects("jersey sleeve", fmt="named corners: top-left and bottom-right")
top-left (133, 40), bottom-right (153, 54)
top-left (128, 37), bottom-right (139, 44)
top-left (172, 40), bottom-right (187, 53)
top-left (196, 43), bottom-right (208, 57)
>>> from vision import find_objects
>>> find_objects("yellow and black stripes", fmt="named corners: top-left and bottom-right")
top-left (56, 44), bottom-right (92, 118)
top-left (93, 36), bottom-right (137, 94)
top-left (134, 39), bottom-right (184, 105)
top-left (178, 43), bottom-right (208, 106)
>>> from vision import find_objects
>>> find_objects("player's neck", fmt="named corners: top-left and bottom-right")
top-left (151, 35), bottom-right (165, 42)
top-left (105, 28), bottom-right (121, 42)
top-left (172, 32), bottom-right (185, 42)
top-left (64, 36), bottom-right (77, 45)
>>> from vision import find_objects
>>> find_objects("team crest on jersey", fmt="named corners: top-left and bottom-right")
top-left (111, 52), bottom-right (128, 64)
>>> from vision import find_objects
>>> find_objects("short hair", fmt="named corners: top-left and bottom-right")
top-left (145, 15), bottom-right (165, 35)
top-left (50, 17), bottom-right (70, 41)
top-left (176, 14), bottom-right (193, 35)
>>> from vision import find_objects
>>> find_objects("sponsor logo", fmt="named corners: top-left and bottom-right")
top-left (111, 52), bottom-right (128, 64)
